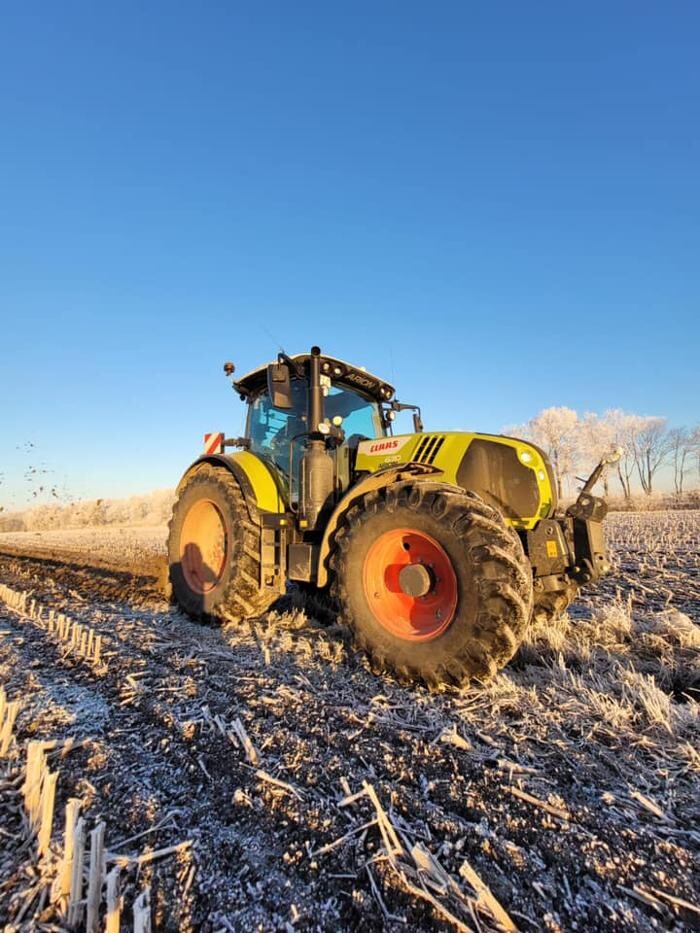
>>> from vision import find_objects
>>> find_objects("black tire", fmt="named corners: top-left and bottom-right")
top-left (532, 582), bottom-right (578, 625)
top-left (329, 482), bottom-right (533, 686)
top-left (168, 463), bottom-right (277, 623)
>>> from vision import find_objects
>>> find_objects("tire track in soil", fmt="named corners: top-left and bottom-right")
top-left (0, 558), bottom-right (370, 929)
top-left (1, 549), bottom-right (699, 931)
top-left (0, 616), bottom-right (342, 929)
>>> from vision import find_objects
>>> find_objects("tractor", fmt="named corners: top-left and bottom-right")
top-left (168, 346), bottom-right (618, 685)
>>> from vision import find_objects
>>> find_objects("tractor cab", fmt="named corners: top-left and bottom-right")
top-left (245, 367), bottom-right (387, 454)
top-left (235, 349), bottom-right (396, 509)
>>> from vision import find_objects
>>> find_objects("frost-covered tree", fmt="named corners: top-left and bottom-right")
top-left (598, 409), bottom-right (645, 499)
top-left (668, 425), bottom-right (700, 496)
top-left (509, 406), bottom-right (579, 498)
top-left (88, 498), bottom-right (108, 526)
top-left (632, 417), bottom-right (671, 496)
top-left (507, 407), bottom-right (697, 501)
top-left (577, 412), bottom-right (617, 495)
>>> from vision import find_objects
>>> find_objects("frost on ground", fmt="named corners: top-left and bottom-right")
top-left (0, 511), bottom-right (698, 930)
top-left (0, 524), bottom-right (167, 566)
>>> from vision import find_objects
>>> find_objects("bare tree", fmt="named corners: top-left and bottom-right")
top-left (668, 425), bottom-right (700, 496)
top-left (632, 417), bottom-right (671, 496)
top-left (507, 406), bottom-right (697, 501)
top-left (88, 498), bottom-right (108, 526)
top-left (669, 427), bottom-right (688, 496)
top-left (578, 412), bottom-right (616, 495)
top-left (599, 409), bottom-right (642, 500)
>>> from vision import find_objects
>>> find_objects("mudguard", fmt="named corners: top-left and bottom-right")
top-left (181, 452), bottom-right (287, 523)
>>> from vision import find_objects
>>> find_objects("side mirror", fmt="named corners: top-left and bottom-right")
top-left (413, 411), bottom-right (424, 433)
top-left (267, 362), bottom-right (294, 409)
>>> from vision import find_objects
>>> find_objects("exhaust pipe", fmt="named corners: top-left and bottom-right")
top-left (299, 346), bottom-right (334, 529)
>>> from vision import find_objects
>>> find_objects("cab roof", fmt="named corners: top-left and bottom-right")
top-left (234, 353), bottom-right (395, 403)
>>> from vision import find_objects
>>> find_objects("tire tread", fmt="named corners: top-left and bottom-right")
top-left (330, 482), bottom-right (534, 686)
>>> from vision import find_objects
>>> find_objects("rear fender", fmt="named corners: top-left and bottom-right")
top-left (180, 452), bottom-right (287, 523)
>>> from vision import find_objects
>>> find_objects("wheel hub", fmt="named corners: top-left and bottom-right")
top-left (362, 528), bottom-right (458, 641)
top-left (398, 562), bottom-right (433, 598)
top-left (179, 499), bottom-right (228, 595)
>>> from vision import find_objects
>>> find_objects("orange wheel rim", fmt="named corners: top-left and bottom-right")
top-left (180, 499), bottom-right (228, 594)
top-left (362, 528), bottom-right (458, 641)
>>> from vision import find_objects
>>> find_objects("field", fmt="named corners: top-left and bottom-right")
top-left (0, 511), bottom-right (698, 930)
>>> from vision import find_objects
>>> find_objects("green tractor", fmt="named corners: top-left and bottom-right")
top-left (168, 346), bottom-right (618, 685)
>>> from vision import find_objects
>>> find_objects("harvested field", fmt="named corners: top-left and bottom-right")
top-left (0, 511), bottom-right (698, 930)
top-left (0, 525), bottom-right (167, 579)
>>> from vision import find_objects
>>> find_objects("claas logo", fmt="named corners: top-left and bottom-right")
top-left (368, 440), bottom-right (400, 454)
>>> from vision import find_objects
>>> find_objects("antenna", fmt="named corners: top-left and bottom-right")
top-left (259, 322), bottom-right (286, 354)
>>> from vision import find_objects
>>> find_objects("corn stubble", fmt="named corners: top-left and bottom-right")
top-left (0, 510), bottom-right (698, 930)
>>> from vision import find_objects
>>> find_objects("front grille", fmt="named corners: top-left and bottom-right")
top-left (413, 435), bottom-right (445, 465)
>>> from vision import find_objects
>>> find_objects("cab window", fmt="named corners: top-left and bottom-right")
top-left (325, 385), bottom-right (384, 441)
top-left (246, 380), bottom-right (385, 482)
top-left (247, 379), bottom-right (308, 475)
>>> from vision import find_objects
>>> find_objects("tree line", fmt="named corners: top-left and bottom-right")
top-left (508, 408), bottom-right (700, 500)
top-left (0, 489), bottom-right (175, 533)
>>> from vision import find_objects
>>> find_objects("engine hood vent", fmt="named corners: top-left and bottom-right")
top-left (413, 434), bottom-right (445, 465)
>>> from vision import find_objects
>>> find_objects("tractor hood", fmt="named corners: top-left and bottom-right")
top-left (354, 432), bottom-right (557, 530)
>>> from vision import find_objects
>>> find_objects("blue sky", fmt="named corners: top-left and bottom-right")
top-left (1, 1), bottom-right (698, 508)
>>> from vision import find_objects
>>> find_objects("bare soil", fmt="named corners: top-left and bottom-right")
top-left (0, 511), bottom-right (698, 931)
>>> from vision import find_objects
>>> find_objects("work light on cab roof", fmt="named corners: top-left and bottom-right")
top-left (168, 345), bottom-right (619, 687)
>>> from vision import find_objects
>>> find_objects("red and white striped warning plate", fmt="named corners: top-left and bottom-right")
top-left (203, 432), bottom-right (225, 455)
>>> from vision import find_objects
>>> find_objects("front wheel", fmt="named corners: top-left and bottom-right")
top-left (330, 483), bottom-right (534, 686)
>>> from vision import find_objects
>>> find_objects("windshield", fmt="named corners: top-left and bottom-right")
top-left (246, 380), bottom-right (384, 478)
top-left (325, 384), bottom-right (384, 440)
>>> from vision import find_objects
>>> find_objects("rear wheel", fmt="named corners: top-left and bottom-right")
top-left (330, 482), bottom-right (533, 686)
top-left (168, 463), bottom-right (277, 622)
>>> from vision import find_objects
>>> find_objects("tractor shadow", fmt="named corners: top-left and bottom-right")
top-left (171, 544), bottom-right (341, 631)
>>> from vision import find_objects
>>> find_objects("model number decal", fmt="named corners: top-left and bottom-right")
top-left (344, 371), bottom-right (376, 389)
